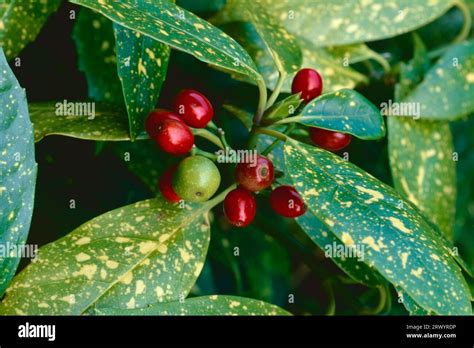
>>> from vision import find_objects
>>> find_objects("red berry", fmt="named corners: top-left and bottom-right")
top-left (235, 155), bottom-right (274, 192)
top-left (159, 165), bottom-right (181, 203)
top-left (291, 68), bottom-right (323, 103)
top-left (154, 118), bottom-right (194, 156)
top-left (223, 187), bottom-right (256, 227)
top-left (145, 109), bottom-right (181, 138)
top-left (309, 128), bottom-right (352, 152)
top-left (173, 89), bottom-right (214, 128)
top-left (270, 186), bottom-right (306, 218)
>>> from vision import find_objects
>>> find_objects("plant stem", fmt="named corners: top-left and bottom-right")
top-left (261, 124), bottom-right (295, 156)
top-left (265, 72), bottom-right (286, 110)
top-left (254, 127), bottom-right (288, 141)
top-left (253, 78), bottom-right (268, 125)
top-left (368, 51), bottom-right (391, 73)
top-left (193, 128), bottom-right (224, 149)
top-left (207, 183), bottom-right (237, 209)
top-left (216, 127), bottom-right (231, 149)
top-left (207, 121), bottom-right (219, 131)
top-left (453, 0), bottom-right (472, 43)
top-left (193, 147), bottom-right (218, 161)
top-left (274, 115), bottom-right (301, 125)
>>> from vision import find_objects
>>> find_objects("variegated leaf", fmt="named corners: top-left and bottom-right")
top-left (95, 295), bottom-right (290, 315)
top-left (70, 0), bottom-right (261, 82)
top-left (0, 197), bottom-right (211, 315)
top-left (114, 24), bottom-right (170, 140)
top-left (278, 89), bottom-right (385, 140)
top-left (0, 0), bottom-right (61, 60)
top-left (0, 48), bottom-right (37, 296)
top-left (29, 102), bottom-right (132, 142)
top-left (283, 138), bottom-right (471, 315)
top-left (403, 41), bottom-right (474, 120)
top-left (234, 0), bottom-right (455, 47)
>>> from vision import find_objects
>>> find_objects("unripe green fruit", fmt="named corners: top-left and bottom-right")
top-left (172, 156), bottom-right (221, 202)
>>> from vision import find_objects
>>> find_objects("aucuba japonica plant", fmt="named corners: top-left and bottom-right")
top-left (0, 0), bottom-right (473, 317)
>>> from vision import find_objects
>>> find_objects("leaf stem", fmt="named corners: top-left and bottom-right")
top-left (265, 72), bottom-right (286, 110)
top-left (254, 127), bottom-right (288, 141)
top-left (192, 147), bottom-right (218, 161)
top-left (274, 115), bottom-right (301, 125)
top-left (193, 128), bottom-right (225, 149)
top-left (261, 124), bottom-right (295, 156)
top-left (207, 184), bottom-right (237, 209)
top-left (253, 78), bottom-right (268, 125)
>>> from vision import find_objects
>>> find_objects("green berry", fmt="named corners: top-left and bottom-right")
top-left (172, 156), bottom-right (221, 202)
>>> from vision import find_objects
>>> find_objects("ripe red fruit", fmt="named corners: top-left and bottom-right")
top-left (309, 128), bottom-right (352, 152)
top-left (145, 109), bottom-right (181, 138)
top-left (291, 68), bottom-right (323, 103)
top-left (154, 118), bottom-right (194, 156)
top-left (173, 89), bottom-right (214, 128)
top-left (235, 155), bottom-right (274, 192)
top-left (223, 187), bottom-right (257, 227)
top-left (270, 186), bottom-right (306, 218)
top-left (159, 165), bottom-right (181, 203)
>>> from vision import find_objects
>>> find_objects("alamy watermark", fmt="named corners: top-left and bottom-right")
top-left (0, 242), bottom-right (38, 259)
top-left (324, 242), bottom-right (365, 262)
top-left (55, 100), bottom-right (96, 120)
top-left (380, 100), bottom-right (421, 119)
top-left (216, 148), bottom-right (258, 166)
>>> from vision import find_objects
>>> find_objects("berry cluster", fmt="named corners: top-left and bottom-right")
top-left (145, 67), bottom-right (351, 228)
top-left (146, 89), bottom-right (220, 203)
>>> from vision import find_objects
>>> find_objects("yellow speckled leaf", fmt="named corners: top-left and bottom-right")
top-left (279, 89), bottom-right (385, 140)
top-left (114, 24), bottom-right (170, 140)
top-left (0, 197), bottom-right (211, 315)
top-left (403, 41), bottom-right (474, 120)
top-left (29, 102), bottom-right (133, 142)
top-left (218, 22), bottom-right (367, 92)
top-left (95, 295), bottom-right (290, 315)
top-left (0, 48), bottom-right (37, 296)
top-left (283, 139), bottom-right (471, 315)
top-left (0, 0), bottom-right (61, 60)
top-left (388, 119), bottom-right (456, 239)
top-left (70, 0), bottom-right (261, 83)
top-left (241, 0), bottom-right (455, 47)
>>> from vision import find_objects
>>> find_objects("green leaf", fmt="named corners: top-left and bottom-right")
top-left (262, 94), bottom-right (302, 124)
top-left (219, 22), bottom-right (367, 93)
top-left (296, 212), bottom-right (383, 287)
top-left (244, 0), bottom-right (455, 47)
top-left (403, 41), bottom-right (474, 120)
top-left (396, 287), bottom-right (432, 315)
top-left (326, 43), bottom-right (390, 72)
top-left (72, 8), bottom-right (124, 105)
top-left (283, 138), bottom-right (471, 315)
top-left (0, 48), bottom-right (37, 296)
top-left (29, 102), bottom-right (133, 142)
top-left (0, 197), bottom-right (211, 315)
top-left (388, 119), bottom-right (456, 239)
top-left (279, 89), bottom-right (385, 140)
top-left (94, 295), bottom-right (290, 315)
top-left (389, 34), bottom-right (456, 239)
top-left (240, 0), bottom-right (302, 76)
top-left (114, 24), bottom-right (171, 140)
top-left (70, 0), bottom-right (261, 83)
top-left (0, 0), bottom-right (61, 60)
